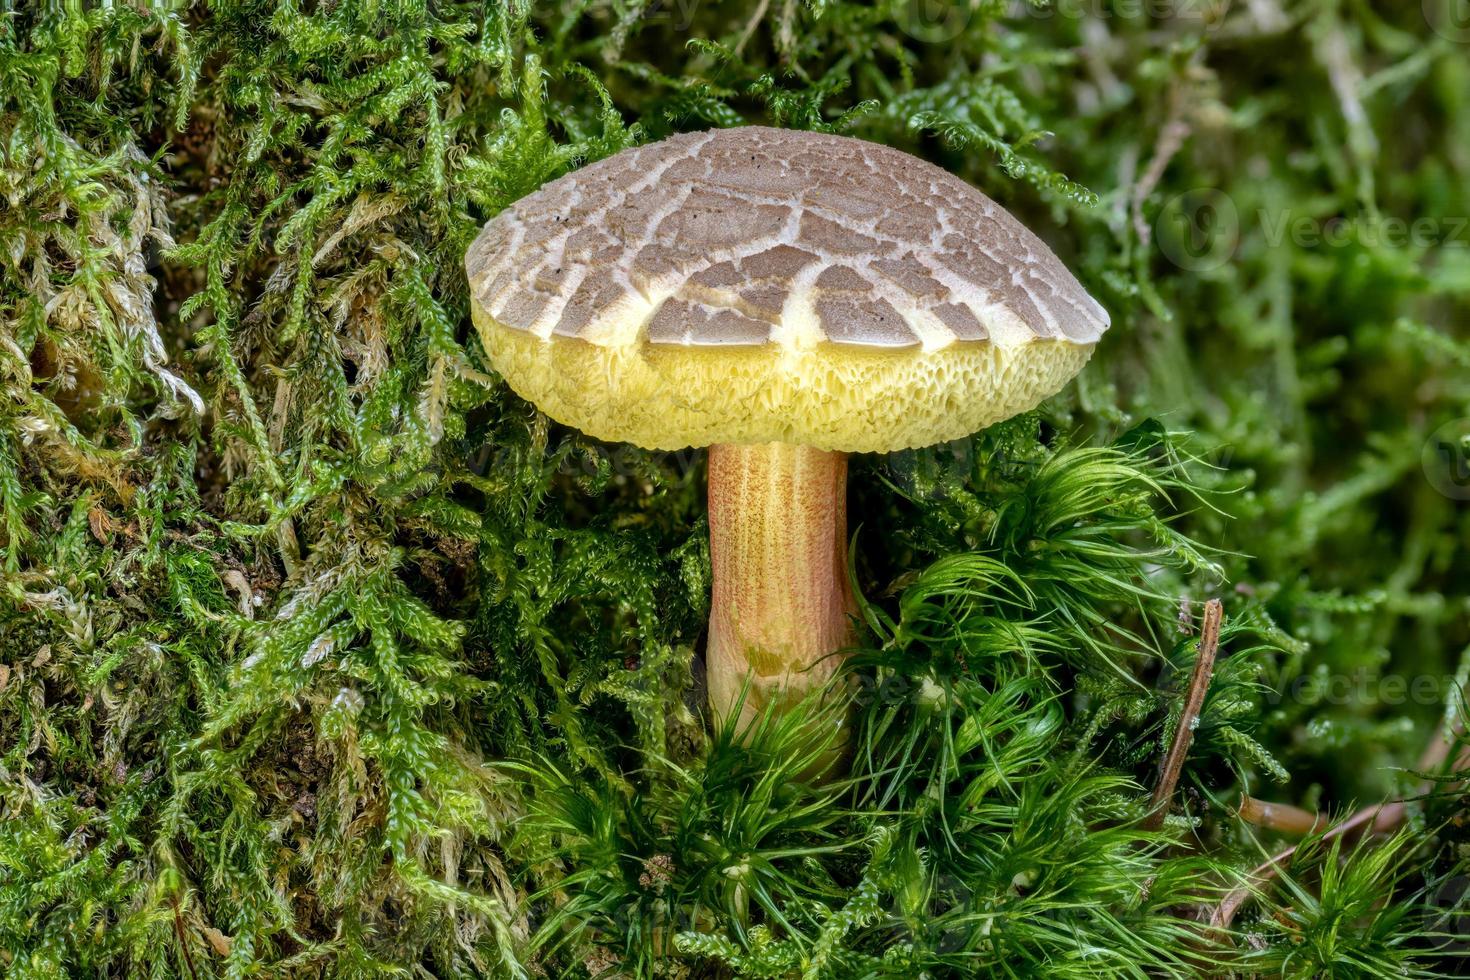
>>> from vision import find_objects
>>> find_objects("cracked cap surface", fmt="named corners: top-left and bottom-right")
top-left (466, 126), bottom-right (1108, 452)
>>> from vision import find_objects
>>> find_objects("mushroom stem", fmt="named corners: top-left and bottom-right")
top-left (706, 442), bottom-right (855, 732)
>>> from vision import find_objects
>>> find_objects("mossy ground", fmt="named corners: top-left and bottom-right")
top-left (1, 2), bottom-right (1467, 977)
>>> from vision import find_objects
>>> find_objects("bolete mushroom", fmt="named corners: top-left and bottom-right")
top-left (465, 126), bottom-right (1108, 735)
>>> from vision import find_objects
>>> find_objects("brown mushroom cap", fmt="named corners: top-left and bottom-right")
top-left (466, 126), bottom-right (1108, 452)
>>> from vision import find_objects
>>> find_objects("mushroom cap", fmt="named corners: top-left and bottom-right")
top-left (466, 126), bottom-right (1108, 452)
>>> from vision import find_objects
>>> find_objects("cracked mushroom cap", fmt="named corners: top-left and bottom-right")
top-left (465, 126), bottom-right (1108, 452)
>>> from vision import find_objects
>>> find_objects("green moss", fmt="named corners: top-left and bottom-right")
top-left (1, 1), bottom-right (1466, 976)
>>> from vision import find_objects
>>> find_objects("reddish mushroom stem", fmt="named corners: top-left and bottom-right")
top-left (705, 443), bottom-right (855, 732)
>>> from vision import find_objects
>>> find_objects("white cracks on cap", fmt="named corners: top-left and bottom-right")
top-left (467, 126), bottom-right (1110, 354)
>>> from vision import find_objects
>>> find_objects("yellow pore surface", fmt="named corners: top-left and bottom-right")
top-left (475, 306), bottom-right (1095, 453)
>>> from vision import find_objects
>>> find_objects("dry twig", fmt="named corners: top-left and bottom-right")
top-left (1208, 704), bottom-right (1468, 930)
top-left (1145, 598), bottom-right (1223, 831)
top-left (1209, 801), bottom-right (1405, 931)
top-left (1237, 795), bottom-right (1326, 835)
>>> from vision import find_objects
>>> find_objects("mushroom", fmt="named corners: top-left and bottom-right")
top-left (465, 126), bottom-right (1108, 736)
